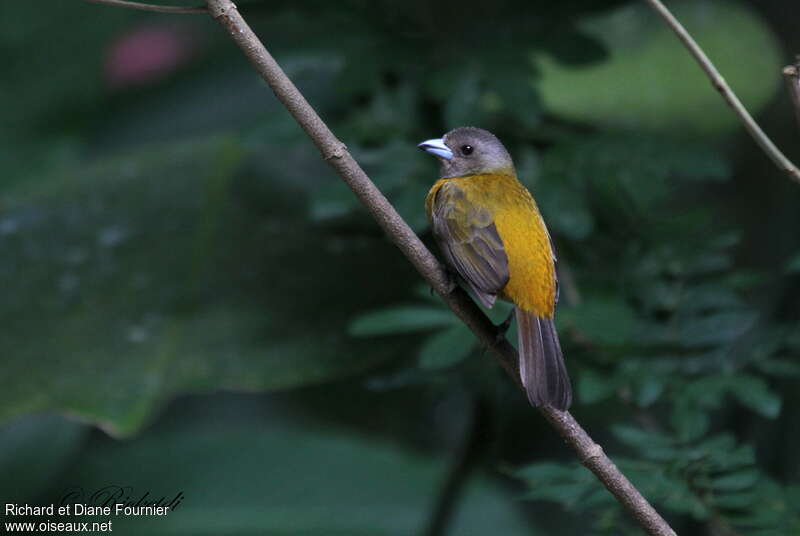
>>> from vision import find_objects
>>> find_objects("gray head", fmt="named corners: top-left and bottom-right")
top-left (418, 127), bottom-right (515, 178)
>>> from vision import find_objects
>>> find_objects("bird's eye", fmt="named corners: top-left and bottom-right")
top-left (461, 145), bottom-right (473, 156)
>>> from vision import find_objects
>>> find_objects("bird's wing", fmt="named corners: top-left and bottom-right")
top-left (430, 181), bottom-right (509, 308)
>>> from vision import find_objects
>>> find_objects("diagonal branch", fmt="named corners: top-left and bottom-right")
top-left (79, 0), bottom-right (676, 532)
top-left (201, 1), bottom-right (676, 535)
top-left (82, 0), bottom-right (206, 14)
top-left (644, 0), bottom-right (800, 185)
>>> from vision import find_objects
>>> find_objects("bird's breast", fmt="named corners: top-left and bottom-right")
top-left (426, 174), bottom-right (556, 317)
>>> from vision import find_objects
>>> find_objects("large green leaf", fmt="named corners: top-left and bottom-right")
top-left (418, 324), bottom-right (474, 370)
top-left (16, 400), bottom-right (538, 536)
top-left (0, 414), bottom-right (88, 503)
top-left (349, 306), bottom-right (458, 336)
top-left (534, 0), bottom-right (781, 134)
top-left (0, 137), bottom-right (417, 437)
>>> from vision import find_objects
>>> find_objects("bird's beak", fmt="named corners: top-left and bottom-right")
top-left (417, 138), bottom-right (453, 160)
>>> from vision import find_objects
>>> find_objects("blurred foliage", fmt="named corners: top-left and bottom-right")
top-left (535, 0), bottom-right (783, 134)
top-left (0, 396), bottom-right (536, 535)
top-left (0, 136), bottom-right (418, 436)
top-left (1, 0), bottom-right (799, 535)
top-left (517, 432), bottom-right (800, 535)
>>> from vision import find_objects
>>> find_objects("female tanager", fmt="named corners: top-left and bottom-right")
top-left (419, 127), bottom-right (572, 410)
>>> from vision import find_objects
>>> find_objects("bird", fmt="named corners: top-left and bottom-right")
top-left (418, 127), bottom-right (572, 410)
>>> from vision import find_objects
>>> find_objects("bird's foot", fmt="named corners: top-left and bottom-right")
top-left (430, 269), bottom-right (458, 296)
top-left (444, 270), bottom-right (458, 293)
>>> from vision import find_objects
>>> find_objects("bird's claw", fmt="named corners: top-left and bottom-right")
top-left (430, 269), bottom-right (458, 296)
top-left (444, 271), bottom-right (458, 293)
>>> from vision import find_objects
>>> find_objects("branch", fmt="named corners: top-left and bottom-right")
top-left (644, 0), bottom-right (800, 185)
top-left (783, 56), bottom-right (800, 131)
top-left (203, 1), bottom-right (675, 534)
top-left (82, 0), bottom-right (206, 14)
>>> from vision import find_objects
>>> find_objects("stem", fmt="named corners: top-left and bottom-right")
top-left (644, 0), bottom-right (800, 184)
top-left (203, 2), bottom-right (677, 534)
top-left (424, 397), bottom-right (490, 536)
top-left (81, 0), bottom-right (206, 14)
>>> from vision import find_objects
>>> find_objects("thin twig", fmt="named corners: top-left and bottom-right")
top-left (783, 56), bottom-right (800, 131)
top-left (203, 2), bottom-right (677, 535)
top-left (424, 397), bottom-right (490, 536)
top-left (644, 0), bottom-right (800, 184)
top-left (82, 0), bottom-right (206, 14)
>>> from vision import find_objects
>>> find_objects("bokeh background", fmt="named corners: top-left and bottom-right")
top-left (2, 0), bottom-right (799, 534)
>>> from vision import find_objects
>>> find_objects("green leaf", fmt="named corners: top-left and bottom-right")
top-left (682, 376), bottom-right (731, 409)
top-left (310, 140), bottom-right (430, 231)
top-left (350, 306), bottom-right (457, 337)
top-left (692, 435), bottom-right (754, 469)
top-left (635, 377), bottom-right (665, 407)
top-left (671, 399), bottom-right (710, 442)
top-left (516, 462), bottom-right (596, 510)
top-left (679, 311), bottom-right (758, 347)
top-left (612, 425), bottom-right (674, 450)
top-left (619, 458), bottom-right (709, 519)
top-left (682, 285), bottom-right (744, 313)
top-left (351, 140), bottom-right (423, 192)
top-left (340, 85), bottom-right (419, 141)
top-left (0, 138), bottom-right (415, 437)
top-left (33, 397), bottom-right (536, 536)
top-left (0, 414), bottom-right (88, 502)
top-left (709, 469), bottom-right (760, 491)
top-left (534, 0), bottom-right (782, 135)
top-left (662, 482), bottom-right (710, 520)
top-left (754, 358), bottom-right (800, 378)
top-left (522, 482), bottom-right (594, 509)
top-left (418, 325), bottom-right (474, 369)
top-left (516, 461), bottom-right (577, 481)
top-left (725, 375), bottom-right (782, 419)
top-left (713, 490), bottom-right (758, 509)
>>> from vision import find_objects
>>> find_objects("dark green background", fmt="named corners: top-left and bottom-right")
top-left (1, 0), bottom-right (799, 534)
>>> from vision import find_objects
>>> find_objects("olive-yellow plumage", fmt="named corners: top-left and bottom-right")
top-left (426, 173), bottom-right (556, 317)
top-left (419, 127), bottom-right (572, 410)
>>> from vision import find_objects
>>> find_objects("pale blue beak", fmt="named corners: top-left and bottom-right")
top-left (418, 138), bottom-right (453, 160)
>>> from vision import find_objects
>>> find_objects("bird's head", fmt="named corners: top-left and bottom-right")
top-left (418, 127), bottom-right (514, 179)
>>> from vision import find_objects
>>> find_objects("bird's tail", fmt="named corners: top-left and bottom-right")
top-left (515, 308), bottom-right (572, 410)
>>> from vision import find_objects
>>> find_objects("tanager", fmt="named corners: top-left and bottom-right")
top-left (419, 127), bottom-right (572, 410)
